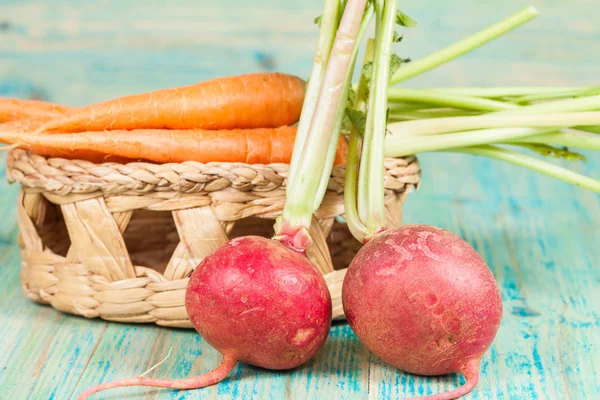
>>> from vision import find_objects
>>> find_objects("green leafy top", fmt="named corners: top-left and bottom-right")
top-left (519, 143), bottom-right (587, 162)
top-left (345, 108), bottom-right (367, 135)
top-left (389, 54), bottom-right (410, 77)
top-left (342, 54), bottom-right (410, 136)
top-left (396, 10), bottom-right (417, 27)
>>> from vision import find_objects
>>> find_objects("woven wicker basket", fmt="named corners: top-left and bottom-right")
top-left (6, 148), bottom-right (420, 328)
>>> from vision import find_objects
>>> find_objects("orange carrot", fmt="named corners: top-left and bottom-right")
top-left (0, 98), bottom-right (72, 123)
top-left (1, 117), bottom-right (52, 132)
top-left (0, 119), bottom-right (135, 163)
top-left (1, 126), bottom-right (348, 165)
top-left (7, 145), bottom-right (136, 164)
top-left (35, 72), bottom-right (307, 134)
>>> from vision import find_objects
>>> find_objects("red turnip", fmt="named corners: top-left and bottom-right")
top-left (342, 224), bottom-right (503, 400)
top-left (78, 236), bottom-right (332, 399)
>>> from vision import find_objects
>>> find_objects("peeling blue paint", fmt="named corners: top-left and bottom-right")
top-left (1, 1), bottom-right (600, 399)
top-left (511, 306), bottom-right (541, 317)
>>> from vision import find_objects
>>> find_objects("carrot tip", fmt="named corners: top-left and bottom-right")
top-left (0, 143), bottom-right (22, 151)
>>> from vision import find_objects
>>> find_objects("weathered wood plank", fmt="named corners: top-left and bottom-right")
top-left (0, 244), bottom-right (109, 400)
top-left (70, 321), bottom-right (370, 400)
top-left (389, 148), bottom-right (600, 398)
top-left (1, 0), bottom-right (599, 106)
top-left (0, 154), bottom-right (19, 244)
top-left (0, 0), bottom-right (599, 399)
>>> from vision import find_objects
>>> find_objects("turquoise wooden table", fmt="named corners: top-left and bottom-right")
top-left (1, 0), bottom-right (599, 399)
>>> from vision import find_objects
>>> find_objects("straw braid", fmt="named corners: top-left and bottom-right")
top-left (9, 149), bottom-right (421, 324)
top-left (7, 149), bottom-right (420, 196)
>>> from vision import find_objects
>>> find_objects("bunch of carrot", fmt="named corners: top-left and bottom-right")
top-left (0, 72), bottom-right (347, 165)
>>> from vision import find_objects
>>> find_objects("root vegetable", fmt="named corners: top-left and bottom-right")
top-left (0, 97), bottom-right (72, 122)
top-left (35, 72), bottom-right (306, 133)
top-left (78, 236), bottom-right (332, 399)
top-left (342, 225), bottom-right (503, 400)
top-left (0, 125), bottom-right (348, 165)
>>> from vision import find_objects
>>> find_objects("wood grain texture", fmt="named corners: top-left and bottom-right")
top-left (1, 0), bottom-right (599, 399)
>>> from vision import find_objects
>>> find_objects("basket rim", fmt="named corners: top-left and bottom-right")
top-left (5, 149), bottom-right (421, 197)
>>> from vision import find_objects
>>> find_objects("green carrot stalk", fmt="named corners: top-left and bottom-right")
top-left (386, 89), bottom-right (600, 123)
top-left (344, 127), bottom-right (371, 241)
top-left (312, 3), bottom-right (374, 209)
top-left (492, 94), bottom-right (600, 115)
top-left (578, 125), bottom-right (600, 134)
top-left (358, 3), bottom-right (600, 201)
top-left (387, 88), bottom-right (518, 111)
top-left (274, 0), bottom-right (369, 252)
top-left (357, 0), bottom-right (397, 234)
top-left (386, 127), bottom-right (552, 156)
top-left (389, 109), bottom-right (481, 121)
top-left (387, 112), bottom-right (600, 136)
top-left (425, 86), bottom-right (585, 99)
top-left (286, 0), bottom-right (340, 192)
top-left (344, 39), bottom-right (375, 242)
top-left (384, 107), bottom-right (600, 178)
top-left (451, 145), bottom-right (600, 193)
top-left (388, 102), bottom-right (434, 113)
top-left (510, 130), bottom-right (600, 151)
top-left (389, 6), bottom-right (539, 85)
top-left (510, 86), bottom-right (600, 104)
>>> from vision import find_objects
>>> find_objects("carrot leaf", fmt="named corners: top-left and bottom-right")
top-left (361, 54), bottom-right (409, 97)
top-left (346, 108), bottom-right (367, 135)
top-left (517, 143), bottom-right (587, 162)
top-left (361, 62), bottom-right (374, 84)
top-left (389, 54), bottom-right (410, 79)
top-left (579, 125), bottom-right (600, 133)
top-left (396, 10), bottom-right (417, 27)
top-left (391, 9), bottom-right (415, 45)
top-left (347, 85), bottom-right (357, 106)
top-left (389, 7), bottom-right (539, 85)
top-left (451, 145), bottom-right (600, 193)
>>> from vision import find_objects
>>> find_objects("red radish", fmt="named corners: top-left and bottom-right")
top-left (186, 236), bottom-right (332, 370)
top-left (77, 236), bottom-right (332, 399)
top-left (342, 224), bottom-right (503, 400)
top-left (78, 0), bottom-right (369, 398)
top-left (336, 2), bottom-right (502, 398)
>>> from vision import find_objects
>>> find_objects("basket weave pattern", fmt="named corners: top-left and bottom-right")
top-left (7, 149), bottom-right (421, 327)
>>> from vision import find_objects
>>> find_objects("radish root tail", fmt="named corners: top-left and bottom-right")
top-left (139, 347), bottom-right (173, 378)
top-left (405, 358), bottom-right (481, 400)
top-left (77, 352), bottom-right (237, 400)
